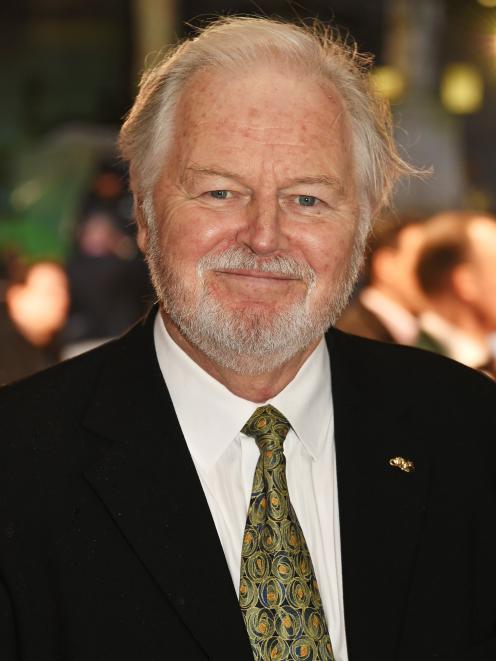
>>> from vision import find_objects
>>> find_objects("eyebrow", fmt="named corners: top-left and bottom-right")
top-left (285, 175), bottom-right (345, 193)
top-left (184, 166), bottom-right (242, 181)
top-left (184, 166), bottom-right (346, 197)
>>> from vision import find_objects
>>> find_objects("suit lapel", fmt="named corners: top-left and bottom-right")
top-left (83, 313), bottom-right (253, 661)
top-left (80, 313), bottom-right (430, 660)
top-left (327, 330), bottom-right (431, 661)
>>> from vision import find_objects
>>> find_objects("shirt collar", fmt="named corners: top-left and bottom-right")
top-left (153, 312), bottom-right (333, 474)
top-left (360, 287), bottom-right (419, 345)
top-left (269, 336), bottom-right (332, 462)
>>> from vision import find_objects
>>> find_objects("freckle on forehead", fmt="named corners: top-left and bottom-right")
top-left (169, 66), bottom-right (355, 181)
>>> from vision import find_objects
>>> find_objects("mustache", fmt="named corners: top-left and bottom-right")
top-left (197, 247), bottom-right (316, 285)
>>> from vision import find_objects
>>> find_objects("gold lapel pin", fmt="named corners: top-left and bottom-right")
top-left (389, 456), bottom-right (415, 473)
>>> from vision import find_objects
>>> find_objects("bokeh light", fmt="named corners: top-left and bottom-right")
top-left (440, 63), bottom-right (484, 114)
top-left (371, 66), bottom-right (405, 102)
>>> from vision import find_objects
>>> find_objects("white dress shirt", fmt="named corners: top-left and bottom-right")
top-left (153, 313), bottom-right (348, 661)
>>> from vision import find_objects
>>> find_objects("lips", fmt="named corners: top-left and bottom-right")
top-left (215, 268), bottom-right (300, 281)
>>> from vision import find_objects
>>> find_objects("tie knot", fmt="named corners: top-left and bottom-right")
top-left (242, 405), bottom-right (290, 452)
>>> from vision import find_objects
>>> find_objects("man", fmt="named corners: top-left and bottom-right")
top-left (1, 17), bottom-right (496, 661)
top-left (415, 211), bottom-right (496, 378)
top-left (337, 219), bottom-right (426, 344)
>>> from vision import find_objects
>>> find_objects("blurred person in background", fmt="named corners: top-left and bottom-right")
top-left (0, 258), bottom-right (68, 385)
top-left (336, 218), bottom-right (426, 344)
top-left (63, 208), bottom-right (152, 358)
top-left (416, 211), bottom-right (496, 378)
top-left (81, 161), bottom-right (133, 226)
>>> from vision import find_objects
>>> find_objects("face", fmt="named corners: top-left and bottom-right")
top-left (386, 225), bottom-right (427, 313)
top-left (467, 218), bottom-right (496, 331)
top-left (140, 64), bottom-right (363, 373)
top-left (6, 262), bottom-right (69, 346)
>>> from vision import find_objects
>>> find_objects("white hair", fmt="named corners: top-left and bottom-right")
top-left (119, 16), bottom-right (414, 233)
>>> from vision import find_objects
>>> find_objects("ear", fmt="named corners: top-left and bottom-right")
top-left (370, 247), bottom-right (394, 283)
top-left (134, 197), bottom-right (149, 254)
top-left (451, 263), bottom-right (478, 303)
top-left (129, 167), bottom-right (150, 254)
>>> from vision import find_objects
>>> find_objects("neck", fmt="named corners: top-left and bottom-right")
top-left (161, 311), bottom-right (321, 403)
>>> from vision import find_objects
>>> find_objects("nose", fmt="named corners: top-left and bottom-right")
top-left (236, 196), bottom-right (286, 255)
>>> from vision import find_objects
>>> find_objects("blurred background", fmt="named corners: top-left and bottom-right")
top-left (2, 0), bottom-right (496, 384)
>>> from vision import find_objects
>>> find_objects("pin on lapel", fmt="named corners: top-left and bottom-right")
top-left (389, 456), bottom-right (415, 473)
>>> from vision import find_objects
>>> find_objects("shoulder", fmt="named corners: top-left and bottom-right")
top-left (0, 341), bottom-right (113, 483)
top-left (0, 336), bottom-right (113, 419)
top-left (0, 314), bottom-right (158, 514)
top-left (328, 327), bottom-right (496, 475)
top-left (0, 313), bottom-right (151, 445)
top-left (328, 326), bottom-right (496, 413)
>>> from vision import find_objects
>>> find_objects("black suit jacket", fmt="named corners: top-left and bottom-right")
top-left (1, 310), bottom-right (496, 661)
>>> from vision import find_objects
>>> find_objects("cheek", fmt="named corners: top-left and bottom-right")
top-left (158, 206), bottom-right (236, 265)
top-left (297, 226), bottom-right (356, 280)
top-left (480, 282), bottom-right (496, 315)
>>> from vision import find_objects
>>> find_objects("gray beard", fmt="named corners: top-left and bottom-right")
top-left (145, 229), bottom-right (365, 376)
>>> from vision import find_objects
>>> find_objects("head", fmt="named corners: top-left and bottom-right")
top-left (6, 261), bottom-right (69, 346)
top-left (78, 211), bottom-right (131, 258)
top-left (119, 17), bottom-right (412, 374)
top-left (417, 211), bottom-right (496, 333)
top-left (365, 217), bottom-right (427, 314)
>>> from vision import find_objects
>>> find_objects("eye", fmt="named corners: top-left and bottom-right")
top-left (209, 190), bottom-right (232, 200)
top-left (296, 195), bottom-right (318, 207)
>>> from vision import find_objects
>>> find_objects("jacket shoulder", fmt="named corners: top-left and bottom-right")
top-left (0, 313), bottom-right (151, 413)
top-left (328, 327), bottom-right (496, 400)
top-left (0, 337), bottom-right (113, 415)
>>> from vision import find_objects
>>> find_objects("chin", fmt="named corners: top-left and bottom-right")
top-left (217, 298), bottom-right (303, 320)
top-left (168, 291), bottom-right (330, 374)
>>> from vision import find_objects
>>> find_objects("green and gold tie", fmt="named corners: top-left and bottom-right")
top-left (239, 405), bottom-right (334, 661)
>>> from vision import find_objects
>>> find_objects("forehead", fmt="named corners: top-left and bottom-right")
top-left (168, 64), bottom-right (354, 178)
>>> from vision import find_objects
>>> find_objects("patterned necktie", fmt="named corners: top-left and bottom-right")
top-left (239, 405), bottom-right (334, 661)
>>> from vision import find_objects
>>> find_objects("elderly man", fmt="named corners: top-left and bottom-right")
top-left (1, 17), bottom-right (496, 661)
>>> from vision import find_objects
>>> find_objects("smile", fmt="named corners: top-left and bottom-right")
top-left (215, 269), bottom-right (301, 281)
